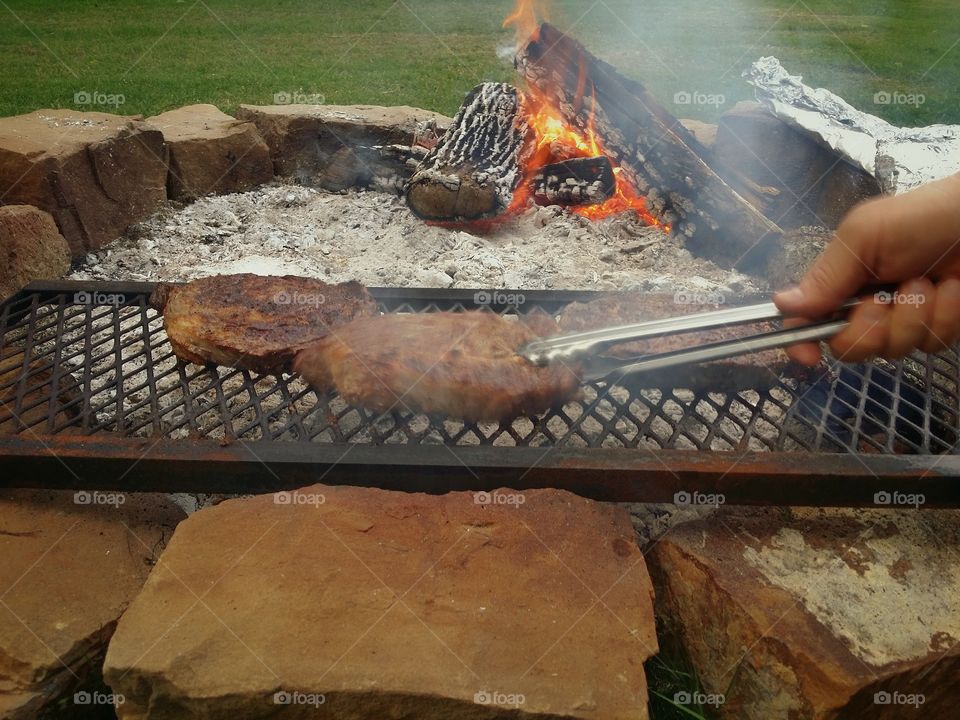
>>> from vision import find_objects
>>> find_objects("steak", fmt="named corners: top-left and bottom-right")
top-left (150, 274), bottom-right (377, 374)
top-left (293, 311), bottom-right (581, 421)
top-left (558, 293), bottom-right (810, 391)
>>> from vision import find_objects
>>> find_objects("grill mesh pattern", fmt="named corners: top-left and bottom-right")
top-left (1, 286), bottom-right (958, 456)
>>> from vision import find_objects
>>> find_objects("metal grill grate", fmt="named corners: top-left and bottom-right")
top-left (2, 282), bottom-right (959, 505)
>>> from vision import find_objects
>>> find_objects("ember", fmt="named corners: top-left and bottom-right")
top-left (509, 92), bottom-right (665, 227)
top-left (406, 0), bottom-right (664, 229)
top-left (504, 0), bottom-right (662, 225)
top-left (408, 0), bottom-right (781, 269)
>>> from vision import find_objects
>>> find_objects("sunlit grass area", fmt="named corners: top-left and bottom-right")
top-left (1, 0), bottom-right (957, 126)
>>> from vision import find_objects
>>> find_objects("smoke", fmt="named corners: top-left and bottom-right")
top-left (496, 42), bottom-right (517, 62)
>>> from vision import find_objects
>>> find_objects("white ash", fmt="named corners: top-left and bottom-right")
top-left (66, 183), bottom-right (768, 522)
top-left (70, 182), bottom-right (763, 297)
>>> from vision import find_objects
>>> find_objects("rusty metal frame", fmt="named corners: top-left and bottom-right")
top-left (1, 281), bottom-right (959, 506)
top-left (2, 435), bottom-right (958, 506)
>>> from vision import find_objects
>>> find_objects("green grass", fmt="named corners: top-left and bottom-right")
top-left (644, 613), bottom-right (730, 720)
top-left (0, 0), bottom-right (957, 126)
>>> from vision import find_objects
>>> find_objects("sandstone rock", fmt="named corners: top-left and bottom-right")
top-left (0, 109), bottom-right (168, 258)
top-left (0, 204), bottom-right (71, 298)
top-left (0, 489), bottom-right (185, 719)
top-left (146, 104), bottom-right (273, 201)
top-left (714, 101), bottom-right (880, 230)
top-left (104, 485), bottom-right (657, 719)
top-left (235, 104), bottom-right (451, 190)
top-left (649, 508), bottom-right (960, 719)
top-left (817, 159), bottom-right (882, 227)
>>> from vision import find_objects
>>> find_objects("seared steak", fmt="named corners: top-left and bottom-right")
top-left (293, 311), bottom-right (581, 421)
top-left (150, 274), bottom-right (377, 373)
top-left (558, 293), bottom-right (809, 391)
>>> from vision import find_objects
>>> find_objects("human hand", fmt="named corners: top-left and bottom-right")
top-left (774, 172), bottom-right (960, 365)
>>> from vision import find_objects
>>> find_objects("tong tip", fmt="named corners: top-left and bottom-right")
top-left (519, 343), bottom-right (553, 367)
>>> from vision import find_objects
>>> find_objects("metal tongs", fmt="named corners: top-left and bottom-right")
top-left (521, 298), bottom-right (861, 382)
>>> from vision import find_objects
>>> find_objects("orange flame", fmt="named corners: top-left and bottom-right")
top-left (435, 1), bottom-right (662, 231)
top-left (503, 0), bottom-right (549, 47)
top-left (509, 92), bottom-right (664, 227)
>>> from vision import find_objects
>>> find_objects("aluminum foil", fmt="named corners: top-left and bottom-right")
top-left (745, 57), bottom-right (960, 194)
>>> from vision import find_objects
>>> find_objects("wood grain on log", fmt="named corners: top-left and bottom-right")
top-left (405, 83), bottom-right (533, 221)
top-left (532, 156), bottom-right (615, 206)
top-left (518, 24), bottom-right (783, 270)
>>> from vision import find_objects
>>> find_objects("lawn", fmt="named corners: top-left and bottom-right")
top-left (0, 0), bottom-right (957, 127)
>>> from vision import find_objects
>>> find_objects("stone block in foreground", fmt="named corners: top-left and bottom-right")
top-left (649, 508), bottom-right (960, 719)
top-left (0, 204), bottom-right (71, 298)
top-left (0, 489), bottom-right (185, 719)
top-left (104, 485), bottom-right (657, 719)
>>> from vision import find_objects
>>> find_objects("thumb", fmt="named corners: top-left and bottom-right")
top-left (774, 238), bottom-right (872, 318)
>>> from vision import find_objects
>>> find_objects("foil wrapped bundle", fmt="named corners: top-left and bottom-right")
top-left (745, 57), bottom-right (960, 194)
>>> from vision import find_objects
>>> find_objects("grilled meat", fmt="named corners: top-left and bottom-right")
top-left (293, 311), bottom-right (581, 421)
top-left (150, 274), bottom-right (377, 374)
top-left (558, 293), bottom-right (810, 391)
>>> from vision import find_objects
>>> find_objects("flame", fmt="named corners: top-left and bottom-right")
top-left (509, 92), bottom-right (664, 228)
top-left (449, 1), bottom-right (662, 231)
top-left (503, 0), bottom-right (549, 47)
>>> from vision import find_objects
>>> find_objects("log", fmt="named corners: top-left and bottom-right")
top-left (405, 82), bottom-right (533, 221)
top-left (517, 24), bottom-right (783, 271)
top-left (323, 144), bottom-right (428, 194)
top-left (532, 155), bottom-right (615, 206)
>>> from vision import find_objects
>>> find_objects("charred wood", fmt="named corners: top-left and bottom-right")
top-left (517, 24), bottom-right (783, 270)
top-left (325, 144), bottom-right (430, 195)
top-left (405, 82), bottom-right (533, 221)
top-left (532, 156), bottom-right (615, 206)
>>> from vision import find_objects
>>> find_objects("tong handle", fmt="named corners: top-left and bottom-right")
top-left (523, 297), bottom-right (860, 366)
top-left (583, 317), bottom-right (848, 382)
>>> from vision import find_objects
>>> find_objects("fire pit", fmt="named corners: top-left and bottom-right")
top-left (2, 8), bottom-right (959, 509)
top-left (403, 18), bottom-right (787, 274)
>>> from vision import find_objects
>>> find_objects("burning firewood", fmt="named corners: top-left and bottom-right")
top-left (532, 156), bottom-right (615, 206)
top-left (517, 23), bottom-right (783, 270)
top-left (405, 82), bottom-right (534, 221)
